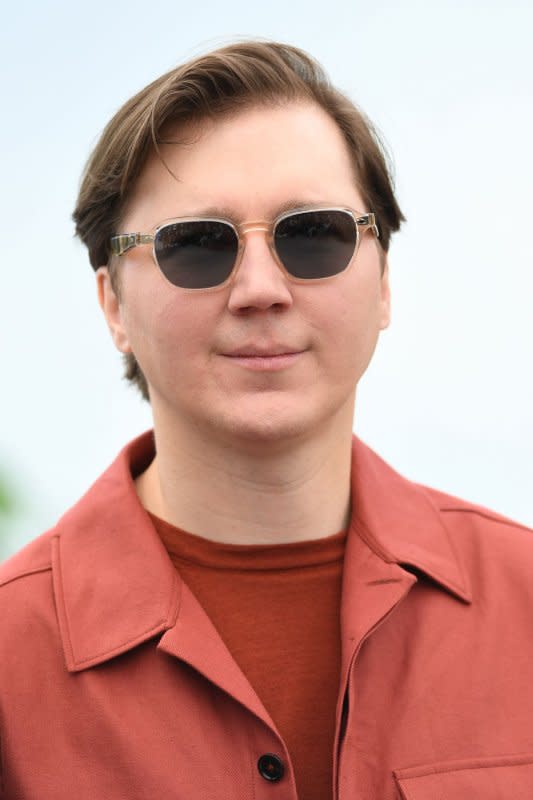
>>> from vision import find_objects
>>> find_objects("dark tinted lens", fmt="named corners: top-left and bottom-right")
top-left (154, 220), bottom-right (238, 288)
top-left (274, 210), bottom-right (357, 279)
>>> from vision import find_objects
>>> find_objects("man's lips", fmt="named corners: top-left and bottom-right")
top-left (220, 349), bottom-right (306, 370)
top-left (221, 346), bottom-right (305, 357)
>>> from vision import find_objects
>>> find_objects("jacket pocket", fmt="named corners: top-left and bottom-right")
top-left (393, 752), bottom-right (533, 799)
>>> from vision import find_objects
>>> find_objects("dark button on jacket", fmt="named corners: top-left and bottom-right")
top-left (258, 753), bottom-right (285, 781)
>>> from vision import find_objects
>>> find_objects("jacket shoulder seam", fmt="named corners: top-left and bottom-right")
top-left (439, 506), bottom-right (532, 533)
top-left (0, 563), bottom-right (52, 590)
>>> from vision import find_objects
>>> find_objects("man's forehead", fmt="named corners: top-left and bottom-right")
top-left (127, 147), bottom-right (365, 226)
top-left (125, 105), bottom-right (365, 226)
top-left (125, 150), bottom-right (364, 227)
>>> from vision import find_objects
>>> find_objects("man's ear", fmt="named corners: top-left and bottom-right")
top-left (379, 255), bottom-right (391, 331)
top-left (96, 267), bottom-right (133, 353)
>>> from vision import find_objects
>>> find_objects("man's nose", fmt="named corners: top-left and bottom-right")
top-left (226, 232), bottom-right (294, 314)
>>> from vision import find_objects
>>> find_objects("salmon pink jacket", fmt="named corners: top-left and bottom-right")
top-left (1, 430), bottom-right (533, 800)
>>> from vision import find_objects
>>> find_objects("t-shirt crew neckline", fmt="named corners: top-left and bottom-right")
top-left (147, 510), bottom-right (347, 571)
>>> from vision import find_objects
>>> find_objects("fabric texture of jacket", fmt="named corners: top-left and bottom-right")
top-left (1, 429), bottom-right (533, 799)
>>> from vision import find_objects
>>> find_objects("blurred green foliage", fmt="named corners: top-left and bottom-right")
top-left (0, 472), bottom-right (20, 558)
top-left (0, 476), bottom-right (15, 515)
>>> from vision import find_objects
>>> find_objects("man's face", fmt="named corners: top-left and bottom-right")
top-left (97, 102), bottom-right (390, 446)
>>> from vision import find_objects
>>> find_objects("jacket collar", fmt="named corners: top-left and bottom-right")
top-left (52, 431), bottom-right (180, 673)
top-left (348, 438), bottom-right (471, 604)
top-left (52, 429), bottom-right (471, 673)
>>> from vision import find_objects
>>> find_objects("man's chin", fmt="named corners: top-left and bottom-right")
top-left (207, 406), bottom-right (318, 450)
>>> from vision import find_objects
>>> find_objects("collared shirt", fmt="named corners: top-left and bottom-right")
top-left (1, 430), bottom-right (533, 799)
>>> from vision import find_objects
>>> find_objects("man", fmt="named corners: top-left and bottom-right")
top-left (1, 40), bottom-right (532, 800)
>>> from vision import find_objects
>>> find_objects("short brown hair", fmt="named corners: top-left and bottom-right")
top-left (73, 40), bottom-right (405, 402)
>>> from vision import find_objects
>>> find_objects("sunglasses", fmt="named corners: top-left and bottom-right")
top-left (110, 206), bottom-right (379, 291)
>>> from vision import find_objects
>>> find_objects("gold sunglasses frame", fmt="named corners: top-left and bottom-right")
top-left (110, 205), bottom-right (379, 291)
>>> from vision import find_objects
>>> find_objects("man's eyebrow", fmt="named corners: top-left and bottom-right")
top-left (185, 197), bottom-right (325, 221)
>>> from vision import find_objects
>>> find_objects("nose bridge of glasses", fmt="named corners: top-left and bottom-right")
top-left (237, 220), bottom-right (271, 238)
top-left (232, 219), bottom-right (289, 283)
top-left (236, 220), bottom-right (278, 265)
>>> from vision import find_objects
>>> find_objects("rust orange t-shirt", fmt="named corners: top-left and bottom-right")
top-left (150, 511), bottom-right (347, 800)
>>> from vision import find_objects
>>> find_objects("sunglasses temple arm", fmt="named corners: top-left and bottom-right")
top-left (356, 213), bottom-right (379, 239)
top-left (110, 233), bottom-right (155, 257)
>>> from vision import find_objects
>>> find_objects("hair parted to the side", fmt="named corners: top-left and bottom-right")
top-left (73, 40), bottom-right (405, 403)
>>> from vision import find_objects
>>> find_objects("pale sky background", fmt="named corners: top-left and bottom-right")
top-left (1, 0), bottom-right (532, 559)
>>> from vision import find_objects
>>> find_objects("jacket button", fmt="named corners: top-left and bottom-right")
top-left (257, 753), bottom-right (285, 782)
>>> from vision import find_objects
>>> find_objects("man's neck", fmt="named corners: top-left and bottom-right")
top-left (134, 410), bottom-right (354, 546)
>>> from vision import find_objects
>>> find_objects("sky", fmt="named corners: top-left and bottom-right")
top-left (1, 0), bottom-right (532, 558)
